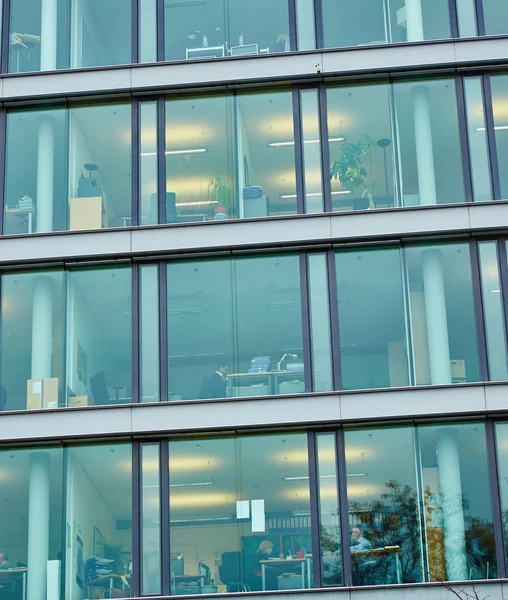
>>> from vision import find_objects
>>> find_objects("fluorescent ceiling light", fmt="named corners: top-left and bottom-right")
top-left (269, 137), bottom-right (345, 148)
top-left (141, 148), bottom-right (208, 156)
top-left (476, 126), bottom-right (508, 132)
top-left (280, 191), bottom-right (351, 199)
top-left (167, 308), bottom-right (206, 315)
top-left (283, 474), bottom-right (366, 481)
top-left (175, 200), bottom-right (218, 207)
top-left (490, 289), bottom-right (501, 293)
top-left (170, 517), bottom-right (232, 524)
top-left (143, 481), bottom-right (215, 489)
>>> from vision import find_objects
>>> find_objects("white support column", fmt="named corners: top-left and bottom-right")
top-left (412, 85), bottom-right (437, 206)
top-left (27, 452), bottom-right (51, 600)
top-left (405, 0), bottom-right (424, 42)
top-left (31, 275), bottom-right (53, 379)
top-left (36, 115), bottom-right (55, 233)
top-left (437, 428), bottom-right (468, 581)
top-left (40, 0), bottom-right (58, 71)
top-left (422, 249), bottom-right (452, 384)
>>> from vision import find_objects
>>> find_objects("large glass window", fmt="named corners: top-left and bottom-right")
top-left (65, 442), bottom-right (133, 599)
top-left (482, 0), bottom-right (508, 35)
top-left (167, 254), bottom-right (304, 401)
top-left (8, 0), bottom-right (131, 73)
top-left (491, 75), bottom-right (508, 200)
top-left (168, 432), bottom-right (312, 594)
top-left (495, 423), bottom-right (508, 573)
top-left (4, 102), bottom-right (132, 234)
top-left (0, 270), bottom-right (65, 411)
top-left (164, 0), bottom-right (290, 62)
top-left (66, 265), bottom-right (132, 407)
top-left (321, 0), bottom-right (451, 50)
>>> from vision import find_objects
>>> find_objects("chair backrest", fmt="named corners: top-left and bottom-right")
top-left (219, 551), bottom-right (243, 585)
top-left (89, 372), bottom-right (109, 405)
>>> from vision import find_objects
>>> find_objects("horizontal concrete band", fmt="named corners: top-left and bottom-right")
top-left (0, 382), bottom-right (506, 443)
top-left (0, 37), bottom-right (507, 101)
top-left (0, 202), bottom-right (505, 266)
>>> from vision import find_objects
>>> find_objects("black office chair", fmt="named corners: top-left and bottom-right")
top-left (219, 551), bottom-right (250, 592)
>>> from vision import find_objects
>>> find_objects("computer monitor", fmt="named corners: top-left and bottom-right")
top-left (171, 556), bottom-right (184, 575)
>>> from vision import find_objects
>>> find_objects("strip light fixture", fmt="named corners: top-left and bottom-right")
top-left (283, 473), bottom-right (367, 480)
top-left (269, 137), bottom-right (345, 148)
top-left (280, 191), bottom-right (351, 199)
top-left (141, 148), bottom-right (208, 156)
top-left (476, 126), bottom-right (508, 131)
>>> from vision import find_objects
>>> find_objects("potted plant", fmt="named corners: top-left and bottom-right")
top-left (329, 135), bottom-right (377, 209)
top-left (207, 176), bottom-right (232, 220)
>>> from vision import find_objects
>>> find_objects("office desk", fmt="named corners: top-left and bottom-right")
top-left (0, 568), bottom-right (27, 600)
top-left (259, 558), bottom-right (310, 591)
top-left (351, 546), bottom-right (401, 584)
top-left (228, 371), bottom-right (304, 397)
top-left (5, 207), bottom-right (34, 233)
top-left (87, 573), bottom-right (131, 598)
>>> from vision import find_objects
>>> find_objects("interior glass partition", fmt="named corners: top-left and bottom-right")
top-left (164, 0), bottom-right (291, 62)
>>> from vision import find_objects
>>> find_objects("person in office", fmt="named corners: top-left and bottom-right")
top-left (0, 554), bottom-right (15, 570)
top-left (200, 362), bottom-right (230, 399)
top-left (350, 527), bottom-right (372, 553)
top-left (250, 541), bottom-right (278, 591)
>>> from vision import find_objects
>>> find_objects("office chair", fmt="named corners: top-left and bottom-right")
top-left (218, 551), bottom-right (251, 592)
top-left (89, 372), bottom-right (110, 405)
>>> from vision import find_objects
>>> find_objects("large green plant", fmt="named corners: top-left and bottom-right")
top-left (207, 176), bottom-right (231, 208)
top-left (329, 135), bottom-right (377, 209)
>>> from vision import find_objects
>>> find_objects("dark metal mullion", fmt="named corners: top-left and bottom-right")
top-left (469, 240), bottom-right (489, 382)
top-left (157, 0), bottom-right (165, 61)
top-left (1, 0), bottom-right (10, 73)
top-left (132, 0), bottom-right (140, 63)
top-left (307, 432), bottom-right (323, 588)
top-left (474, 0), bottom-right (486, 36)
top-left (288, 0), bottom-right (297, 51)
top-left (300, 253), bottom-right (313, 393)
top-left (485, 421), bottom-right (507, 578)
top-left (161, 441), bottom-right (170, 596)
top-left (335, 429), bottom-right (352, 587)
top-left (455, 75), bottom-right (474, 204)
top-left (132, 441), bottom-right (142, 598)
top-left (131, 99), bottom-right (140, 226)
top-left (482, 74), bottom-right (502, 201)
top-left (60, 446), bottom-right (69, 598)
top-left (318, 84), bottom-right (333, 214)
top-left (326, 250), bottom-right (343, 391)
top-left (157, 97), bottom-right (167, 223)
top-left (159, 263), bottom-right (169, 403)
top-left (0, 108), bottom-right (7, 235)
top-left (447, 0), bottom-right (459, 38)
top-left (293, 88), bottom-right (306, 214)
top-left (132, 263), bottom-right (141, 403)
top-left (61, 269), bottom-right (69, 407)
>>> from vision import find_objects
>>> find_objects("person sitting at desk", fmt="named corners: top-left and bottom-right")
top-left (0, 555), bottom-right (15, 570)
top-left (199, 362), bottom-right (230, 399)
top-left (350, 527), bottom-right (372, 553)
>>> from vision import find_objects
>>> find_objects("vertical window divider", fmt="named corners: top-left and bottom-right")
top-left (0, 107), bottom-right (7, 234)
top-left (307, 431), bottom-right (323, 588)
top-left (61, 269), bottom-right (69, 407)
top-left (469, 240), bottom-right (489, 381)
top-left (161, 440), bottom-right (170, 596)
top-left (485, 421), bottom-right (507, 578)
top-left (131, 99), bottom-right (140, 227)
top-left (157, 0), bottom-right (165, 61)
top-left (335, 429), bottom-right (352, 587)
top-left (482, 74), bottom-right (501, 200)
top-left (474, 0), bottom-right (486, 36)
top-left (61, 445), bottom-right (69, 598)
top-left (1, 0), bottom-right (10, 73)
top-left (496, 238), bottom-right (508, 350)
top-left (326, 249), bottom-right (342, 390)
top-left (159, 262), bottom-right (168, 402)
top-left (132, 0), bottom-right (139, 63)
top-left (399, 244), bottom-right (416, 386)
top-left (132, 262), bottom-right (141, 403)
top-left (300, 252), bottom-right (313, 393)
top-left (288, 0), bottom-right (298, 51)
top-left (157, 97), bottom-right (167, 224)
top-left (293, 88), bottom-right (306, 214)
top-left (318, 84), bottom-right (333, 214)
top-left (412, 426), bottom-right (429, 581)
top-left (455, 75), bottom-right (475, 203)
top-left (314, 0), bottom-right (324, 48)
top-left (448, 0), bottom-right (460, 38)
top-left (132, 440), bottom-right (142, 598)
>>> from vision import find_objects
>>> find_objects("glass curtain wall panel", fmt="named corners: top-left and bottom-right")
top-left (321, 0), bottom-right (451, 50)
top-left (418, 423), bottom-right (496, 581)
top-left (65, 442), bottom-right (133, 599)
top-left (316, 433), bottom-right (342, 586)
top-left (4, 102), bottom-right (132, 234)
top-left (490, 75), bottom-right (508, 200)
top-left (334, 246), bottom-right (409, 390)
top-left (478, 242), bottom-right (508, 380)
top-left (0, 446), bottom-right (63, 597)
top-left (140, 101), bottom-right (159, 225)
top-left (300, 89), bottom-right (324, 213)
top-left (141, 443), bottom-right (162, 595)
top-left (140, 0), bottom-right (157, 63)
top-left (495, 422), bottom-right (508, 573)
top-left (140, 265), bottom-right (160, 402)
top-left (295, 0), bottom-right (316, 50)
top-left (8, 0), bottom-right (131, 73)
top-left (0, 269), bottom-right (65, 411)
top-left (164, 0), bottom-right (290, 61)
top-left (66, 265), bottom-right (132, 407)
top-left (166, 254), bottom-right (304, 401)
top-left (482, 0), bottom-right (508, 35)
top-left (168, 432), bottom-right (312, 594)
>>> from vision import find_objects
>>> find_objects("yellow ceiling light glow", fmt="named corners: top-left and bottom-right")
top-left (165, 123), bottom-right (216, 145)
top-left (170, 492), bottom-right (234, 508)
top-left (169, 455), bottom-right (224, 473)
top-left (347, 484), bottom-right (383, 499)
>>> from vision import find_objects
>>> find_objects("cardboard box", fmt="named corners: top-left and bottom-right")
top-left (451, 359), bottom-right (466, 383)
top-left (27, 378), bottom-right (59, 410)
top-left (67, 395), bottom-right (90, 408)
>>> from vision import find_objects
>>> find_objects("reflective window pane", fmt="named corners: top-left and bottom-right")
top-left (495, 423), bottom-right (508, 574)
top-left (301, 89), bottom-right (323, 213)
top-left (65, 443), bottom-right (133, 598)
top-left (142, 443), bottom-right (161, 595)
top-left (345, 426), bottom-right (422, 585)
top-left (66, 266), bottom-right (132, 407)
top-left (478, 242), bottom-right (508, 380)
top-left (335, 246), bottom-right (409, 390)
top-left (419, 423), bottom-right (496, 581)
top-left (141, 265), bottom-right (160, 402)
top-left (1, 270), bottom-right (65, 411)
top-left (491, 75), bottom-right (508, 200)
top-left (296, 0), bottom-right (316, 50)
top-left (140, 0), bottom-right (157, 63)
top-left (140, 102), bottom-right (159, 225)
top-left (406, 243), bottom-right (480, 385)
top-left (483, 0), bottom-right (508, 35)
top-left (317, 434), bottom-right (341, 586)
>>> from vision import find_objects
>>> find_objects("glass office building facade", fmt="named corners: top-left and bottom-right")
top-left (0, 1), bottom-right (506, 600)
